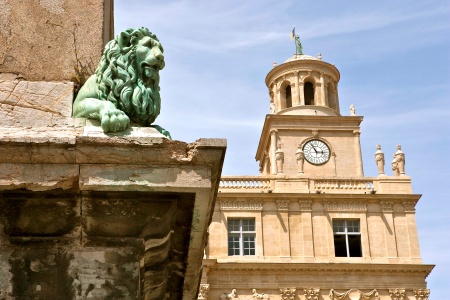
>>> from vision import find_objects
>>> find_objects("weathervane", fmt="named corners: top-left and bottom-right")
top-left (290, 26), bottom-right (303, 55)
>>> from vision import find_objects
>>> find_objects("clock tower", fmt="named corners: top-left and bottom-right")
top-left (199, 50), bottom-right (433, 300)
top-left (258, 53), bottom-right (363, 178)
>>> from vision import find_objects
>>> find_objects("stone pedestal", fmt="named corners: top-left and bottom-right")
top-left (0, 126), bottom-right (226, 299)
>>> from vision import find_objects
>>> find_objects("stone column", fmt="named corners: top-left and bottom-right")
top-left (264, 153), bottom-right (270, 175)
top-left (270, 130), bottom-right (278, 175)
top-left (320, 72), bottom-right (326, 106)
top-left (277, 200), bottom-right (291, 257)
top-left (294, 72), bottom-right (301, 106)
top-left (272, 83), bottom-right (278, 113)
top-left (380, 201), bottom-right (398, 258)
top-left (335, 82), bottom-right (340, 113)
top-left (403, 201), bottom-right (421, 259)
top-left (275, 86), bottom-right (282, 112)
top-left (299, 81), bottom-right (305, 105)
top-left (353, 130), bottom-right (364, 176)
top-left (374, 145), bottom-right (385, 175)
top-left (299, 200), bottom-right (314, 257)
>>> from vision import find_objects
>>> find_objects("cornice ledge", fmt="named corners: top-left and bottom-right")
top-left (209, 262), bottom-right (435, 275)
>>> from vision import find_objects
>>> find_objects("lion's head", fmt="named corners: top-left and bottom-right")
top-left (95, 27), bottom-right (165, 125)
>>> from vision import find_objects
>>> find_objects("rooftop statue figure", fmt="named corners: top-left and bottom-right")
top-left (295, 35), bottom-right (303, 55)
top-left (73, 27), bottom-right (170, 138)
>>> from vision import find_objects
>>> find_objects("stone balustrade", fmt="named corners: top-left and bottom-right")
top-left (219, 175), bottom-right (412, 194)
top-left (219, 176), bottom-right (272, 190)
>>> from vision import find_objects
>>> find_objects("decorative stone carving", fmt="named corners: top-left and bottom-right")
top-left (380, 201), bottom-right (394, 212)
top-left (413, 289), bottom-right (430, 300)
top-left (391, 145), bottom-right (405, 176)
top-left (312, 130), bottom-right (319, 138)
top-left (273, 62), bottom-right (277, 68)
top-left (324, 201), bottom-right (367, 212)
top-left (388, 288), bottom-right (405, 300)
top-left (318, 53), bottom-right (322, 60)
top-left (350, 104), bottom-right (356, 116)
top-left (295, 145), bottom-right (305, 174)
top-left (304, 288), bottom-right (320, 300)
top-left (394, 145), bottom-right (405, 175)
top-left (198, 284), bottom-right (209, 299)
top-left (391, 157), bottom-right (400, 176)
top-left (219, 200), bottom-right (263, 211)
top-left (402, 201), bottom-right (416, 212)
top-left (227, 289), bottom-right (239, 299)
top-left (252, 289), bottom-right (269, 299)
top-left (280, 288), bottom-right (296, 300)
top-left (275, 144), bottom-right (284, 174)
top-left (329, 289), bottom-right (379, 300)
top-left (374, 145), bottom-right (385, 175)
top-left (299, 200), bottom-right (312, 211)
top-left (270, 100), bottom-right (276, 114)
top-left (277, 200), bottom-right (289, 211)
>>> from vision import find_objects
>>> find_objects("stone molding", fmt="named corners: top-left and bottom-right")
top-left (209, 262), bottom-right (434, 275)
top-left (388, 288), bottom-right (405, 300)
top-left (413, 289), bottom-right (430, 300)
top-left (298, 200), bottom-right (312, 211)
top-left (329, 289), bottom-right (379, 300)
top-left (324, 201), bottom-right (367, 212)
top-left (219, 200), bottom-right (263, 211)
top-left (277, 200), bottom-right (289, 211)
top-left (197, 284), bottom-right (209, 299)
top-left (402, 201), bottom-right (416, 212)
top-left (280, 288), bottom-right (296, 300)
top-left (380, 201), bottom-right (394, 212)
top-left (303, 288), bottom-right (320, 300)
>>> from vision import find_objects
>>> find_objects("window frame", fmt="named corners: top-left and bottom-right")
top-left (332, 219), bottom-right (362, 257)
top-left (227, 218), bottom-right (256, 256)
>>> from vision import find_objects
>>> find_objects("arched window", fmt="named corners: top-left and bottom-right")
top-left (285, 85), bottom-right (292, 108)
top-left (304, 82), bottom-right (314, 105)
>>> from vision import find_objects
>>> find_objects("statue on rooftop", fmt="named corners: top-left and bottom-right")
top-left (295, 35), bottom-right (303, 55)
top-left (72, 27), bottom-right (170, 137)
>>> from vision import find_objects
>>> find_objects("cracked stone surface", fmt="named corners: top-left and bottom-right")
top-left (0, 0), bottom-right (112, 82)
top-left (0, 78), bottom-right (74, 127)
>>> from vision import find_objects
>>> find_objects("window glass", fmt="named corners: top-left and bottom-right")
top-left (332, 219), bottom-right (362, 257)
top-left (227, 219), bottom-right (256, 256)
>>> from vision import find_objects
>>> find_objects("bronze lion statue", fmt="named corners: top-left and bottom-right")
top-left (73, 27), bottom-right (170, 137)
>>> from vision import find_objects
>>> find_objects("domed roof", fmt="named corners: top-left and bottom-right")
top-left (284, 53), bottom-right (322, 63)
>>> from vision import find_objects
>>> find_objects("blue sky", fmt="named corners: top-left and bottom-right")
top-left (115, 1), bottom-right (449, 298)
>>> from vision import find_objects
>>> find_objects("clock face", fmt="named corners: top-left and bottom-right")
top-left (303, 139), bottom-right (330, 165)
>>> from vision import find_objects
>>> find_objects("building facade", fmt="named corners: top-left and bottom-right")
top-left (198, 53), bottom-right (433, 300)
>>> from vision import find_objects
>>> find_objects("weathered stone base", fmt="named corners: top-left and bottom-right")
top-left (0, 126), bottom-right (226, 299)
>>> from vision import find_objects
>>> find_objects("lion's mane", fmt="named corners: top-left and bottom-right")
top-left (95, 27), bottom-right (162, 125)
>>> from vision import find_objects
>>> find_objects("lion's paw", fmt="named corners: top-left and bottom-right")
top-left (100, 108), bottom-right (130, 133)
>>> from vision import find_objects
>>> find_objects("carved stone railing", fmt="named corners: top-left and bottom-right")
top-left (313, 178), bottom-right (374, 192)
top-left (219, 175), bottom-right (412, 194)
top-left (219, 176), bottom-right (272, 190)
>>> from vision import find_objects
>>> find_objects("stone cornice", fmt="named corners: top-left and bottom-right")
top-left (207, 262), bottom-right (434, 276)
top-left (217, 192), bottom-right (421, 202)
top-left (265, 59), bottom-right (340, 86)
